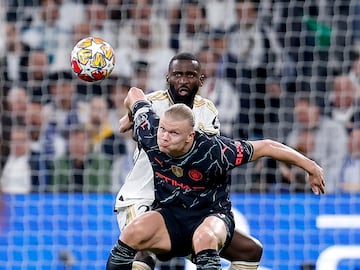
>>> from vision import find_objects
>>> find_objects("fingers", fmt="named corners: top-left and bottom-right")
top-left (311, 180), bottom-right (325, 195)
top-left (320, 180), bottom-right (325, 194)
top-left (311, 186), bottom-right (320, 195)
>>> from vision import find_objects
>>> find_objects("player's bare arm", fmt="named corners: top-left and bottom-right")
top-left (249, 139), bottom-right (325, 195)
top-left (119, 114), bottom-right (133, 133)
top-left (118, 87), bottom-right (147, 133)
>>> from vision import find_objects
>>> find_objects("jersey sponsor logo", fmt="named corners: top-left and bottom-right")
top-left (188, 169), bottom-right (203, 181)
top-left (155, 171), bottom-right (205, 190)
top-left (171, 165), bottom-right (183, 177)
top-left (235, 141), bottom-right (244, 165)
top-left (155, 171), bottom-right (191, 189)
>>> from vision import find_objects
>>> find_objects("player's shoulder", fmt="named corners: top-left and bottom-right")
top-left (146, 90), bottom-right (169, 102)
top-left (193, 95), bottom-right (218, 115)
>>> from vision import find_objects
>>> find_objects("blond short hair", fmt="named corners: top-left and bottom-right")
top-left (164, 104), bottom-right (195, 128)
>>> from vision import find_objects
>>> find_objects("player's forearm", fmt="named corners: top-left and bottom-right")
top-left (275, 141), bottom-right (317, 173)
top-left (255, 139), bottom-right (325, 194)
top-left (251, 140), bottom-right (317, 173)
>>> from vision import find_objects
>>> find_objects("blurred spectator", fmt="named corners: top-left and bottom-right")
top-left (51, 125), bottom-right (112, 193)
top-left (197, 47), bottom-right (239, 138)
top-left (228, 0), bottom-right (296, 79)
top-left (117, 0), bottom-right (170, 49)
top-left (228, 0), bottom-right (265, 68)
top-left (348, 56), bottom-right (360, 91)
top-left (86, 96), bottom-right (128, 192)
top-left (168, 0), bottom-right (210, 53)
top-left (285, 94), bottom-right (348, 193)
top-left (0, 22), bottom-right (30, 94)
top-left (25, 100), bottom-right (49, 192)
top-left (21, 0), bottom-right (71, 71)
top-left (107, 75), bottom-right (131, 131)
top-left (203, 0), bottom-right (236, 30)
top-left (86, 96), bottom-right (126, 158)
top-left (115, 16), bottom-right (175, 90)
top-left (130, 60), bottom-right (153, 93)
top-left (71, 22), bottom-right (91, 46)
top-left (353, 0), bottom-right (360, 53)
top-left (5, 0), bottom-right (39, 23)
top-left (229, 0), bottom-right (295, 139)
top-left (41, 71), bottom-right (88, 186)
top-left (325, 74), bottom-right (360, 132)
top-left (339, 126), bottom-right (360, 193)
top-left (57, 0), bottom-right (86, 32)
top-left (324, 0), bottom-right (359, 75)
top-left (249, 79), bottom-right (297, 193)
top-left (22, 49), bottom-right (50, 102)
top-left (84, 0), bottom-right (118, 48)
top-left (106, 0), bottom-right (128, 24)
top-left (0, 127), bottom-right (31, 194)
top-left (271, 1), bottom-right (358, 94)
top-left (107, 75), bottom-right (136, 191)
top-left (43, 71), bottom-right (88, 138)
top-left (262, 78), bottom-right (294, 141)
top-left (206, 28), bottom-right (238, 85)
top-left (0, 86), bottom-right (28, 167)
top-left (269, 1), bottom-right (322, 75)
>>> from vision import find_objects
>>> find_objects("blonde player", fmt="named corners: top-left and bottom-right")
top-left (112, 53), bottom-right (263, 270)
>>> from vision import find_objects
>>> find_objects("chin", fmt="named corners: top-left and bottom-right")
top-left (159, 146), bottom-right (170, 154)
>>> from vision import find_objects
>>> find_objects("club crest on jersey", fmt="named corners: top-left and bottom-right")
top-left (189, 169), bottom-right (203, 181)
top-left (171, 165), bottom-right (183, 177)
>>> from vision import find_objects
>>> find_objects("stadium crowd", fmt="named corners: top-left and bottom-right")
top-left (1, 0), bottom-right (360, 195)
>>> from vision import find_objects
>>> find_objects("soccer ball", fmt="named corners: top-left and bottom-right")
top-left (70, 37), bottom-right (115, 82)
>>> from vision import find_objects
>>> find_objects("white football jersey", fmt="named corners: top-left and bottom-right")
top-left (114, 90), bottom-right (220, 209)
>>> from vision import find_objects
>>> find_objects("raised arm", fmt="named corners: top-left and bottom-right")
top-left (249, 139), bottom-right (325, 195)
top-left (118, 87), bottom-right (148, 133)
top-left (124, 87), bottom-right (147, 110)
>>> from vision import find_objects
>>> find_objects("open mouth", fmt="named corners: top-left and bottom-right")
top-left (178, 87), bottom-right (190, 96)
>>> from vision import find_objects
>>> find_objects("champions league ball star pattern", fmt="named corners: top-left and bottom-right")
top-left (71, 37), bottom-right (115, 82)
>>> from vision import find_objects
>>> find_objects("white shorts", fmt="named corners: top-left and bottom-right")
top-left (115, 199), bottom-right (154, 231)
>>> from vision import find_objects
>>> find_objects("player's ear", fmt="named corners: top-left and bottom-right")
top-left (199, 74), bottom-right (205, 86)
top-left (166, 75), bottom-right (169, 83)
top-left (186, 131), bottom-right (196, 142)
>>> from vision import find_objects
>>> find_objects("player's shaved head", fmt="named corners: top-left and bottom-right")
top-left (168, 52), bottom-right (201, 71)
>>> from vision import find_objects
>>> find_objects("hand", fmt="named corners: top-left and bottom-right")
top-left (307, 162), bottom-right (325, 195)
top-left (121, 87), bottom-right (147, 133)
top-left (124, 87), bottom-right (146, 110)
top-left (119, 114), bottom-right (134, 133)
